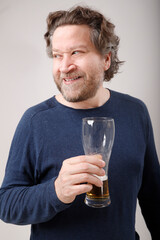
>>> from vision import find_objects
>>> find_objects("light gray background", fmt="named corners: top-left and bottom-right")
top-left (0, 0), bottom-right (159, 239)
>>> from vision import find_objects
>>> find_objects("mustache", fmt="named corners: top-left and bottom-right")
top-left (60, 71), bottom-right (84, 79)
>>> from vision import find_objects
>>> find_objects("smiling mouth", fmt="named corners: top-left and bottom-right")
top-left (63, 76), bottom-right (82, 83)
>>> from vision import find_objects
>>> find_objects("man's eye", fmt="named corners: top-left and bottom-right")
top-left (53, 54), bottom-right (62, 59)
top-left (72, 51), bottom-right (81, 55)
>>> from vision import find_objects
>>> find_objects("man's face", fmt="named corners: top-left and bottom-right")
top-left (52, 24), bottom-right (109, 102)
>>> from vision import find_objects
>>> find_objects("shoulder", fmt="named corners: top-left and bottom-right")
top-left (110, 90), bottom-right (152, 139)
top-left (18, 97), bottom-right (56, 127)
top-left (24, 97), bottom-right (56, 117)
top-left (110, 90), bottom-right (148, 113)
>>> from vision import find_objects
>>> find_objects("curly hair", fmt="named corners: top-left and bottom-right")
top-left (44, 5), bottom-right (123, 81)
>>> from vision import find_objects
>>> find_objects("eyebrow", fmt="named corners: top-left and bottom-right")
top-left (52, 45), bottom-right (89, 53)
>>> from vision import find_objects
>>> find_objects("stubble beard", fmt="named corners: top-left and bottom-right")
top-left (54, 70), bottom-right (104, 103)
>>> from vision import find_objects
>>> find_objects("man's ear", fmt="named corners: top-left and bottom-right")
top-left (104, 52), bottom-right (111, 71)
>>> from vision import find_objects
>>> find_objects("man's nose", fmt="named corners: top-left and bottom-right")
top-left (59, 55), bottom-right (76, 73)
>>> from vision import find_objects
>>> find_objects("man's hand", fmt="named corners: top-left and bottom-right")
top-left (54, 155), bottom-right (105, 204)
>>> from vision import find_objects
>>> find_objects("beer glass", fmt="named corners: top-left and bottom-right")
top-left (82, 117), bottom-right (115, 208)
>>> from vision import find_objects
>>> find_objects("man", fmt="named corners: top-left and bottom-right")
top-left (0, 5), bottom-right (160, 240)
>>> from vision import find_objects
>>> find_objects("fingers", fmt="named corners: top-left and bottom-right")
top-left (65, 155), bottom-right (105, 168)
top-left (54, 154), bottom-right (106, 204)
top-left (57, 183), bottom-right (93, 203)
top-left (67, 184), bottom-right (93, 196)
top-left (68, 173), bottom-right (103, 187)
top-left (63, 155), bottom-right (105, 177)
top-left (64, 161), bottom-right (105, 176)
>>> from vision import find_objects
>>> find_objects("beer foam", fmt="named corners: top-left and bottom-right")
top-left (93, 174), bottom-right (108, 181)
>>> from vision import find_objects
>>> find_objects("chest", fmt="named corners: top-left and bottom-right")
top-left (36, 112), bottom-right (146, 186)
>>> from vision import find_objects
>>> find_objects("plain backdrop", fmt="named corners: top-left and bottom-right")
top-left (0, 0), bottom-right (159, 239)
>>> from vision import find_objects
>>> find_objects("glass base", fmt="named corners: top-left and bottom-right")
top-left (84, 196), bottom-right (111, 208)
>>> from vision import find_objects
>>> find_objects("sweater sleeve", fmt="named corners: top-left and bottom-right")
top-left (0, 109), bottom-right (71, 225)
top-left (138, 106), bottom-right (160, 239)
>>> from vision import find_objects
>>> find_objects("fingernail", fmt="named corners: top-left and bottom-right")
top-left (101, 160), bottom-right (106, 166)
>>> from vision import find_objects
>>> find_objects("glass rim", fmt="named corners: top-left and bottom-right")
top-left (82, 117), bottom-right (114, 122)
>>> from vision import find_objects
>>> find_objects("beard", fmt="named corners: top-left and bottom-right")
top-left (54, 69), bottom-right (104, 103)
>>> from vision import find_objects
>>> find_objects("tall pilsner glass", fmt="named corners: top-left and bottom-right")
top-left (82, 117), bottom-right (115, 208)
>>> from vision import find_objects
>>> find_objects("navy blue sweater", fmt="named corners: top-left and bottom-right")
top-left (0, 90), bottom-right (160, 240)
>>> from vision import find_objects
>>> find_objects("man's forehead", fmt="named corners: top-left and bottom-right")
top-left (51, 25), bottom-right (93, 52)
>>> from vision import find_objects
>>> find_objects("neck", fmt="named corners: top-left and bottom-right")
top-left (55, 87), bottom-right (110, 109)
